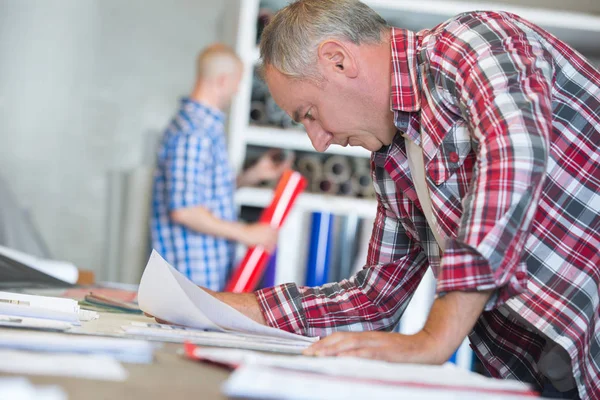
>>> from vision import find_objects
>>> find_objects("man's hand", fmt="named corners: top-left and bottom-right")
top-left (303, 330), bottom-right (441, 363)
top-left (237, 149), bottom-right (293, 187)
top-left (303, 290), bottom-right (492, 363)
top-left (239, 223), bottom-right (278, 253)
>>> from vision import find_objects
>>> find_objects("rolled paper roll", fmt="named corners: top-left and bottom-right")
top-left (353, 170), bottom-right (375, 198)
top-left (323, 155), bottom-right (352, 184)
top-left (338, 178), bottom-right (358, 197)
top-left (249, 101), bottom-right (267, 125)
top-left (316, 178), bottom-right (339, 195)
top-left (352, 157), bottom-right (371, 173)
top-left (296, 155), bottom-right (323, 189)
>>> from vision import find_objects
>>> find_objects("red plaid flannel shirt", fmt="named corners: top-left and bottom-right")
top-left (256, 11), bottom-right (600, 398)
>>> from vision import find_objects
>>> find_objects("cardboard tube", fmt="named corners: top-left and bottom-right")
top-left (296, 155), bottom-right (323, 182)
top-left (353, 170), bottom-right (375, 198)
top-left (323, 155), bottom-right (352, 184)
top-left (249, 101), bottom-right (267, 125)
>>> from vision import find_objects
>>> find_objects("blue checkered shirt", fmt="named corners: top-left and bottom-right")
top-left (151, 98), bottom-right (236, 290)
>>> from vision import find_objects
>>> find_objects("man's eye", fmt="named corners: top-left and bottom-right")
top-left (304, 109), bottom-right (314, 121)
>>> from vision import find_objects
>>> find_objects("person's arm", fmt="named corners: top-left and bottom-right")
top-left (250, 164), bottom-right (429, 337)
top-left (164, 134), bottom-right (277, 251)
top-left (304, 290), bottom-right (491, 363)
top-left (304, 14), bottom-right (554, 360)
top-left (170, 207), bottom-right (276, 252)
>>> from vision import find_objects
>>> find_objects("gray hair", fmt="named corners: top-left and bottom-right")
top-left (259, 0), bottom-right (388, 79)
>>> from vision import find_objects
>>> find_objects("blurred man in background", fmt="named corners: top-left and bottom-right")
top-left (151, 44), bottom-right (289, 291)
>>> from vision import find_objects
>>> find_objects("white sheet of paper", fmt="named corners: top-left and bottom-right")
top-left (0, 315), bottom-right (74, 331)
top-left (0, 245), bottom-right (78, 284)
top-left (0, 330), bottom-right (154, 364)
top-left (138, 250), bottom-right (316, 343)
top-left (0, 350), bottom-right (128, 381)
top-left (0, 291), bottom-right (81, 324)
top-left (122, 322), bottom-right (310, 354)
top-left (223, 364), bottom-right (535, 400)
top-left (198, 348), bottom-right (532, 394)
top-left (0, 377), bottom-right (67, 400)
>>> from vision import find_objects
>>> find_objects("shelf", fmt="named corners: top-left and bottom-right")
top-left (260, 0), bottom-right (600, 56)
top-left (245, 125), bottom-right (372, 158)
top-left (365, 0), bottom-right (600, 56)
top-left (235, 187), bottom-right (378, 218)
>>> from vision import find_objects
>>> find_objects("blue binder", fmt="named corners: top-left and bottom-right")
top-left (305, 212), bottom-right (334, 287)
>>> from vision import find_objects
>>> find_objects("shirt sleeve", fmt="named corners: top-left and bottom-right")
top-left (164, 134), bottom-right (211, 211)
top-left (256, 166), bottom-right (428, 337)
top-left (435, 14), bottom-right (554, 309)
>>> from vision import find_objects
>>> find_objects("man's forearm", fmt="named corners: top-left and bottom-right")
top-left (170, 206), bottom-right (246, 242)
top-left (421, 290), bottom-right (492, 363)
top-left (207, 289), bottom-right (267, 325)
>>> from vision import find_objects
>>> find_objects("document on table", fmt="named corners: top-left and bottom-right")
top-left (0, 350), bottom-right (128, 381)
top-left (0, 315), bottom-right (73, 331)
top-left (0, 330), bottom-right (154, 364)
top-left (0, 291), bottom-right (98, 324)
top-left (138, 250), bottom-right (316, 344)
top-left (199, 348), bottom-right (535, 397)
top-left (123, 322), bottom-right (310, 354)
top-left (223, 364), bottom-right (538, 400)
top-left (0, 377), bottom-right (67, 400)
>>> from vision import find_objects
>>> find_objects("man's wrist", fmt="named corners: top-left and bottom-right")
top-left (211, 291), bottom-right (267, 326)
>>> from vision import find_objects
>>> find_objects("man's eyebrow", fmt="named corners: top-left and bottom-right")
top-left (292, 107), bottom-right (302, 124)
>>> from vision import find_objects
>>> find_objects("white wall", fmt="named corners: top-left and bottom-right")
top-left (0, 0), bottom-right (227, 276)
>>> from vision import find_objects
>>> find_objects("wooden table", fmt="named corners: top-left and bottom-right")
top-left (0, 312), bottom-right (231, 399)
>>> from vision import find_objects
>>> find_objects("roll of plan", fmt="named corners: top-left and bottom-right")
top-left (296, 155), bottom-right (323, 185)
top-left (249, 101), bottom-right (267, 125)
top-left (338, 178), bottom-right (358, 197)
top-left (315, 178), bottom-right (339, 195)
top-left (323, 155), bottom-right (352, 184)
top-left (353, 169), bottom-right (375, 198)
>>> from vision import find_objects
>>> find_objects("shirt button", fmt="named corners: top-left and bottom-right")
top-left (449, 152), bottom-right (459, 163)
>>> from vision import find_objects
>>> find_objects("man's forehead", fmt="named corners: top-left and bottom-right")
top-left (264, 66), bottom-right (300, 108)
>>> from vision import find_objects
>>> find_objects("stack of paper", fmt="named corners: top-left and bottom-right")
top-left (135, 251), bottom-right (317, 352)
top-left (123, 322), bottom-right (310, 354)
top-left (0, 377), bottom-right (66, 400)
top-left (0, 291), bottom-right (98, 331)
top-left (191, 348), bottom-right (538, 400)
top-left (0, 330), bottom-right (154, 364)
top-left (0, 350), bottom-right (129, 381)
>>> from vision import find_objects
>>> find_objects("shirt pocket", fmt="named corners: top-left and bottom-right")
top-left (426, 120), bottom-right (475, 186)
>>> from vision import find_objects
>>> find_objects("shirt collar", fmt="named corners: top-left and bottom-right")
top-left (181, 97), bottom-right (225, 124)
top-left (389, 27), bottom-right (421, 114)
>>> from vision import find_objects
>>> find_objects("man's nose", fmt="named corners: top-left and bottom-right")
top-left (305, 124), bottom-right (330, 152)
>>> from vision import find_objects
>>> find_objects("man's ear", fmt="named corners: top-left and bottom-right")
top-left (317, 40), bottom-right (358, 79)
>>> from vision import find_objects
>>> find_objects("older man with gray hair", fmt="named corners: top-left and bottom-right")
top-left (201, 1), bottom-right (599, 398)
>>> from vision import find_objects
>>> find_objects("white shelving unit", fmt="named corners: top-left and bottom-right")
top-left (226, 0), bottom-right (599, 356)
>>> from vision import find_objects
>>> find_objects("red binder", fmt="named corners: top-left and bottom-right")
top-left (226, 170), bottom-right (307, 293)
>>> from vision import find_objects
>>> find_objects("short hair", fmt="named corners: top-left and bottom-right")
top-left (196, 43), bottom-right (242, 79)
top-left (259, 0), bottom-right (388, 80)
